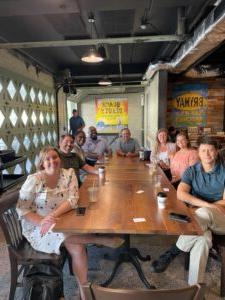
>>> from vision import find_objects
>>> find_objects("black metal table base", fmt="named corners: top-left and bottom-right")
top-left (101, 236), bottom-right (155, 289)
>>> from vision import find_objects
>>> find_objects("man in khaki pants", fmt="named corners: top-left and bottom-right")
top-left (151, 136), bottom-right (225, 285)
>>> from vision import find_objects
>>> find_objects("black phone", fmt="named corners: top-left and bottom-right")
top-left (76, 207), bottom-right (86, 216)
top-left (169, 212), bottom-right (191, 223)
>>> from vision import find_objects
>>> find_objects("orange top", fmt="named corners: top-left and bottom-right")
top-left (170, 149), bottom-right (199, 181)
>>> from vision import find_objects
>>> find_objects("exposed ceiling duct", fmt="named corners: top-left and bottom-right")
top-left (184, 65), bottom-right (222, 78)
top-left (144, 0), bottom-right (225, 80)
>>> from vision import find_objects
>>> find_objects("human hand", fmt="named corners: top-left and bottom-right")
top-left (159, 160), bottom-right (169, 170)
top-left (40, 213), bottom-right (58, 236)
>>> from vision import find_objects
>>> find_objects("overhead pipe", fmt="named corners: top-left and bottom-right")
top-left (118, 45), bottom-right (123, 82)
top-left (144, 0), bottom-right (225, 80)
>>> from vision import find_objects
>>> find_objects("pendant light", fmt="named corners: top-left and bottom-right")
top-left (81, 13), bottom-right (104, 63)
top-left (98, 76), bottom-right (112, 86)
top-left (81, 47), bottom-right (104, 63)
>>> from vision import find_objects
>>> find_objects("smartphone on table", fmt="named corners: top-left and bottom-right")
top-left (76, 207), bottom-right (86, 216)
top-left (169, 212), bottom-right (191, 223)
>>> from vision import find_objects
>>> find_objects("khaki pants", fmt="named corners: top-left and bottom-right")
top-left (176, 207), bottom-right (225, 285)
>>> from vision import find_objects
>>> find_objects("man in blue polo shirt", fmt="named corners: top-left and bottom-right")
top-left (151, 136), bottom-right (225, 285)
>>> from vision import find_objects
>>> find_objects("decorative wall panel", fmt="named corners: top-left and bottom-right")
top-left (0, 75), bottom-right (57, 174)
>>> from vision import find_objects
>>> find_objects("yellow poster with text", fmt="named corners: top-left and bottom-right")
top-left (95, 98), bottom-right (128, 128)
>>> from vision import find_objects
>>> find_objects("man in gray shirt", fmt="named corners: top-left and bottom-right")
top-left (116, 128), bottom-right (140, 157)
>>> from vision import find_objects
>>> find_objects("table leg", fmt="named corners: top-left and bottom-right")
top-left (101, 235), bottom-right (155, 289)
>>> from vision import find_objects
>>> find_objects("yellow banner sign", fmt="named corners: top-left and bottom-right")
top-left (95, 98), bottom-right (128, 126)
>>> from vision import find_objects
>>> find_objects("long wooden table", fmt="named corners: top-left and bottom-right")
top-left (55, 156), bottom-right (202, 236)
top-left (55, 156), bottom-right (202, 288)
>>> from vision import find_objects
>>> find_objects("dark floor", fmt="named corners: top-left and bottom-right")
top-left (0, 231), bottom-right (224, 299)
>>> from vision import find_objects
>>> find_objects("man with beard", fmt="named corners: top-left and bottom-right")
top-left (82, 126), bottom-right (111, 164)
top-left (59, 134), bottom-right (98, 186)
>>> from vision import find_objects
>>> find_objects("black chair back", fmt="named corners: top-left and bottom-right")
top-left (0, 191), bottom-right (24, 249)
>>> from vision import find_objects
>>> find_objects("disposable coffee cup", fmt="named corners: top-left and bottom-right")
top-left (157, 192), bottom-right (167, 209)
top-left (139, 150), bottom-right (144, 160)
top-left (98, 166), bottom-right (105, 178)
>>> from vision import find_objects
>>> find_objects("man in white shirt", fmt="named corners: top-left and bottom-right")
top-left (82, 126), bottom-right (111, 164)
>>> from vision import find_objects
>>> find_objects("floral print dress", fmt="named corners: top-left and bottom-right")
top-left (16, 168), bottom-right (79, 254)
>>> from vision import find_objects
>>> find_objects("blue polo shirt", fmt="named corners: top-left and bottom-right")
top-left (181, 162), bottom-right (225, 203)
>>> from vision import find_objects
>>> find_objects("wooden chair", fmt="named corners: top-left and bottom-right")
top-left (83, 282), bottom-right (206, 300)
top-left (184, 233), bottom-right (225, 297)
top-left (0, 190), bottom-right (65, 300)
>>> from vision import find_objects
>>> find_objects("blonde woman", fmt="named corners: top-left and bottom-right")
top-left (16, 146), bottom-right (123, 300)
top-left (151, 128), bottom-right (176, 179)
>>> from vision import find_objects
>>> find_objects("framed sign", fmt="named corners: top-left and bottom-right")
top-left (95, 98), bottom-right (128, 133)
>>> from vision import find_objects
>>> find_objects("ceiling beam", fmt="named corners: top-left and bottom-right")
top-left (72, 73), bottom-right (142, 79)
top-left (0, 0), bottom-right (79, 17)
top-left (0, 35), bottom-right (186, 49)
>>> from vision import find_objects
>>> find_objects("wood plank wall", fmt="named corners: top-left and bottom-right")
top-left (167, 77), bottom-right (225, 131)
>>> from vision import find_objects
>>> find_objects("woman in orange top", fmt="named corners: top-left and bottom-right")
top-left (170, 132), bottom-right (199, 188)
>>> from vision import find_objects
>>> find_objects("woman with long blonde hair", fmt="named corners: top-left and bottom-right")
top-left (151, 128), bottom-right (176, 179)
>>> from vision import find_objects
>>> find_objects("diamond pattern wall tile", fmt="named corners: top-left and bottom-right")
top-left (46, 112), bottom-right (50, 124)
top-left (21, 110), bottom-right (28, 125)
top-left (9, 109), bottom-right (18, 126)
top-left (20, 84), bottom-right (27, 101)
top-left (26, 158), bottom-right (32, 173)
top-left (11, 136), bottom-right (20, 153)
top-left (30, 87), bottom-right (36, 102)
top-left (45, 93), bottom-right (49, 104)
top-left (33, 133), bottom-right (39, 148)
top-left (0, 138), bottom-right (7, 150)
top-left (14, 164), bottom-right (22, 174)
top-left (38, 90), bottom-right (43, 103)
top-left (52, 131), bottom-right (57, 142)
top-left (47, 131), bottom-right (52, 143)
top-left (39, 112), bottom-right (44, 124)
top-left (7, 80), bottom-right (16, 99)
top-left (51, 94), bottom-right (55, 105)
top-left (23, 135), bottom-right (31, 150)
top-left (41, 132), bottom-right (46, 145)
top-left (0, 110), bottom-right (5, 128)
top-left (31, 111), bottom-right (37, 125)
top-left (35, 155), bottom-right (39, 167)
top-left (52, 113), bottom-right (56, 124)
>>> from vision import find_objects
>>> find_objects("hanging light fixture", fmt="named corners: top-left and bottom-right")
top-left (81, 47), bottom-right (104, 63)
top-left (98, 76), bottom-right (112, 86)
top-left (81, 13), bottom-right (104, 63)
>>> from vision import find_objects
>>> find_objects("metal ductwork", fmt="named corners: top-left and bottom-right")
top-left (144, 0), bottom-right (225, 80)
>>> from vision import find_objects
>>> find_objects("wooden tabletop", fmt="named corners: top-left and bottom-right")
top-left (54, 156), bottom-right (202, 236)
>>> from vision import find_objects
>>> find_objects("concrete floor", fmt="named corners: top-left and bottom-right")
top-left (0, 232), bottom-right (224, 299)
